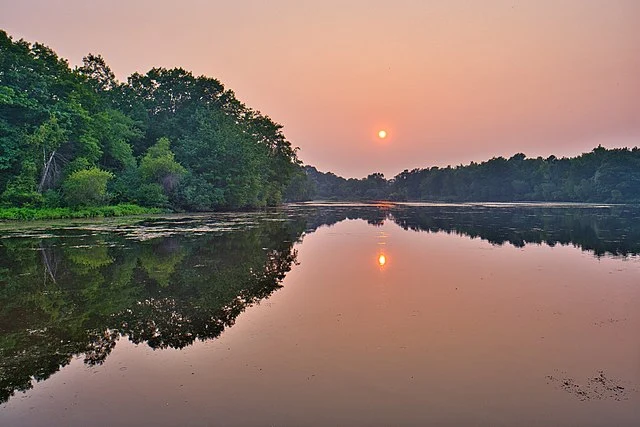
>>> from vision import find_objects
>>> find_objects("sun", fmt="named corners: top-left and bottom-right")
top-left (378, 130), bottom-right (387, 139)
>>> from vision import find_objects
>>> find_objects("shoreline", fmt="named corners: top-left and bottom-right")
top-left (0, 204), bottom-right (164, 221)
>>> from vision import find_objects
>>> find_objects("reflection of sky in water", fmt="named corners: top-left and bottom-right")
top-left (0, 205), bottom-right (639, 426)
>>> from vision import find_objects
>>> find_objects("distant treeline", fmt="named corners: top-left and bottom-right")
top-left (290, 146), bottom-right (640, 203)
top-left (0, 30), bottom-right (300, 211)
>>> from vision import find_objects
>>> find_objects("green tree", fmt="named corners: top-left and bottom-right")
top-left (77, 53), bottom-right (118, 93)
top-left (28, 115), bottom-right (68, 193)
top-left (139, 137), bottom-right (186, 193)
top-left (0, 29), bottom-right (318, 212)
top-left (174, 109), bottom-right (265, 209)
top-left (62, 167), bottom-right (113, 207)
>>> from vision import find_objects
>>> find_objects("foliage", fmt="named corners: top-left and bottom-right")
top-left (284, 165), bottom-right (316, 202)
top-left (139, 137), bottom-right (185, 194)
top-left (1, 161), bottom-right (42, 207)
top-left (62, 167), bottom-right (113, 207)
top-left (299, 146), bottom-right (640, 203)
top-left (0, 204), bottom-right (160, 220)
top-left (0, 30), bottom-right (300, 212)
top-left (136, 183), bottom-right (169, 207)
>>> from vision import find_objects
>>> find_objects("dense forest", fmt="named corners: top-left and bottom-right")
top-left (0, 30), bottom-right (300, 211)
top-left (298, 146), bottom-right (640, 203)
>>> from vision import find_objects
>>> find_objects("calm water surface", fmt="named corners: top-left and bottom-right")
top-left (1, 203), bottom-right (639, 426)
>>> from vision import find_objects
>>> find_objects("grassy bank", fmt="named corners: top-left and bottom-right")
top-left (0, 204), bottom-right (164, 221)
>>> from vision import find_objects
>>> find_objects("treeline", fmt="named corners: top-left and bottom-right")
top-left (293, 146), bottom-right (640, 203)
top-left (0, 30), bottom-right (300, 211)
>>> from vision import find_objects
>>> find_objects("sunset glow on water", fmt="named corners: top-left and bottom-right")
top-left (1, 204), bottom-right (639, 426)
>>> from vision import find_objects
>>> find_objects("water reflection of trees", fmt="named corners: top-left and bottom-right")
top-left (297, 204), bottom-right (640, 257)
top-left (394, 205), bottom-right (640, 257)
top-left (0, 217), bottom-right (302, 403)
top-left (2, 204), bottom-right (639, 403)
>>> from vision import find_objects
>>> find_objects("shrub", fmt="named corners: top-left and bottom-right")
top-left (62, 167), bottom-right (113, 207)
top-left (137, 183), bottom-right (169, 207)
top-left (42, 189), bottom-right (63, 207)
top-left (0, 204), bottom-right (162, 220)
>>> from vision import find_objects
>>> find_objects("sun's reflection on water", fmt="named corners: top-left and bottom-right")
top-left (376, 229), bottom-right (389, 269)
top-left (378, 254), bottom-right (387, 267)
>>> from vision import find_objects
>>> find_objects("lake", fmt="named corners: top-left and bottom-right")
top-left (0, 203), bottom-right (639, 426)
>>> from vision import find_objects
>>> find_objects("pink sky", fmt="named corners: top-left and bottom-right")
top-left (1, 0), bottom-right (639, 178)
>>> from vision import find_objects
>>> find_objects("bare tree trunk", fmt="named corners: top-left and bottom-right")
top-left (38, 150), bottom-right (56, 193)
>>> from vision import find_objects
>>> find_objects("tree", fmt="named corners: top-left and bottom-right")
top-left (1, 30), bottom-right (304, 211)
top-left (174, 109), bottom-right (265, 209)
top-left (139, 137), bottom-right (186, 193)
top-left (62, 167), bottom-right (113, 207)
top-left (78, 53), bottom-right (117, 92)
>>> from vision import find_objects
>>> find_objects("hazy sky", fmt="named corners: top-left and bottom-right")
top-left (1, 0), bottom-right (639, 177)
